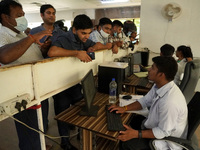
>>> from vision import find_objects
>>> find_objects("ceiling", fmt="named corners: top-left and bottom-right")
top-left (17, 0), bottom-right (141, 14)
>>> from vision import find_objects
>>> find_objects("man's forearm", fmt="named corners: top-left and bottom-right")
top-left (126, 101), bottom-right (143, 111)
top-left (48, 46), bottom-right (78, 57)
top-left (0, 36), bottom-right (34, 64)
top-left (140, 129), bottom-right (155, 139)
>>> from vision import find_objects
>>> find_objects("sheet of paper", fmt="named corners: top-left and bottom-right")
top-left (134, 72), bottom-right (148, 78)
top-left (119, 94), bottom-right (149, 117)
top-left (99, 61), bottom-right (128, 69)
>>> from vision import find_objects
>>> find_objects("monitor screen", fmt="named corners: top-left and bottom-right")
top-left (133, 52), bottom-right (142, 65)
top-left (80, 69), bottom-right (99, 116)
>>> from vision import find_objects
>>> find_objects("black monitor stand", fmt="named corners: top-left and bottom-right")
top-left (80, 105), bottom-right (99, 116)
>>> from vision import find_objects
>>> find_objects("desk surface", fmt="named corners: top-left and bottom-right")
top-left (55, 92), bottom-right (133, 141)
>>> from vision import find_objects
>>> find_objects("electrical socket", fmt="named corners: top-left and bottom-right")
top-left (0, 106), bottom-right (5, 115)
top-left (0, 93), bottom-right (31, 115)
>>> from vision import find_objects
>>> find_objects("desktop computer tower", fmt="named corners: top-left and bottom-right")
top-left (138, 49), bottom-right (149, 67)
top-left (120, 56), bottom-right (134, 77)
top-left (98, 62), bottom-right (128, 95)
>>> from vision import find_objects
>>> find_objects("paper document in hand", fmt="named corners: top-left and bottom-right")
top-left (119, 94), bottom-right (149, 117)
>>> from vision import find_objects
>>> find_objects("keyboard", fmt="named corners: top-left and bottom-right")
top-left (105, 105), bottom-right (125, 131)
top-left (138, 77), bottom-right (149, 87)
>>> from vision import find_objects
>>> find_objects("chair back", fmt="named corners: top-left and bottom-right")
top-left (187, 92), bottom-right (200, 140)
top-left (179, 61), bottom-right (193, 92)
top-left (179, 59), bottom-right (200, 103)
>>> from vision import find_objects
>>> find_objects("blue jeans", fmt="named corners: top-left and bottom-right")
top-left (53, 84), bottom-right (83, 146)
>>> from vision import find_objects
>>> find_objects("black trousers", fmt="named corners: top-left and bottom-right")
top-left (53, 84), bottom-right (83, 146)
top-left (119, 114), bottom-right (151, 150)
top-left (14, 100), bottom-right (48, 150)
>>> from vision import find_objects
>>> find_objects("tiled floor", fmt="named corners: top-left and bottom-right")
top-left (0, 98), bottom-right (200, 150)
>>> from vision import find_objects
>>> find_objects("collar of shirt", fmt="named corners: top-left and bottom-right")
top-left (155, 81), bottom-right (174, 98)
top-left (2, 26), bottom-right (18, 37)
top-left (68, 28), bottom-right (81, 43)
top-left (40, 23), bottom-right (60, 33)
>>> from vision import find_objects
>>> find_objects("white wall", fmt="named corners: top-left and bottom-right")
top-left (25, 9), bottom-right (95, 25)
top-left (139, 0), bottom-right (200, 57)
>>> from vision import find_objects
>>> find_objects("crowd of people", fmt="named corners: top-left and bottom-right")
top-left (0, 0), bottom-right (195, 150)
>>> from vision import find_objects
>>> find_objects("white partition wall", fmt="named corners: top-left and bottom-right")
top-left (32, 50), bottom-right (104, 101)
top-left (0, 48), bottom-right (130, 123)
top-left (0, 64), bottom-right (34, 120)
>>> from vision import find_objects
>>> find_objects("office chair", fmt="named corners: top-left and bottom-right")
top-left (179, 59), bottom-right (200, 103)
top-left (149, 92), bottom-right (200, 150)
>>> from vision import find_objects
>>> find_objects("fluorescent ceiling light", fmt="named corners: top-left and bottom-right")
top-left (101, 0), bottom-right (129, 4)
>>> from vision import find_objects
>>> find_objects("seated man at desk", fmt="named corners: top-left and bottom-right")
top-left (109, 56), bottom-right (188, 150)
top-left (160, 43), bottom-right (175, 57)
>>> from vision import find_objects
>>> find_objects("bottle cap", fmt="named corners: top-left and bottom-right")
top-left (112, 78), bottom-right (115, 81)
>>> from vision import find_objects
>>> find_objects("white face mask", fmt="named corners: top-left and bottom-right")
top-left (127, 31), bottom-right (132, 37)
top-left (100, 29), bottom-right (110, 38)
top-left (14, 16), bottom-right (28, 32)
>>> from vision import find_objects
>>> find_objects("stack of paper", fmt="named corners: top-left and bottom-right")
top-left (134, 72), bottom-right (148, 78)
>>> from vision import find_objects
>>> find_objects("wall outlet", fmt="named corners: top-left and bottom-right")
top-left (0, 106), bottom-right (5, 115)
top-left (0, 93), bottom-right (31, 115)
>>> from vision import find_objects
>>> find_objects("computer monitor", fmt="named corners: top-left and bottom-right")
top-left (132, 52), bottom-right (142, 65)
top-left (79, 69), bottom-right (99, 116)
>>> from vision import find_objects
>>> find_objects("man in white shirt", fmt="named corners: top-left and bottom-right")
top-left (109, 56), bottom-right (188, 150)
top-left (0, 1), bottom-right (51, 150)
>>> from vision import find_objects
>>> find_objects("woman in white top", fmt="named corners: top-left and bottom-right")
top-left (174, 45), bottom-right (193, 85)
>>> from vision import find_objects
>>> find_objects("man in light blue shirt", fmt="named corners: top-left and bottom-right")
top-left (109, 56), bottom-right (188, 150)
top-left (89, 17), bottom-right (113, 49)
top-left (30, 4), bottom-right (64, 58)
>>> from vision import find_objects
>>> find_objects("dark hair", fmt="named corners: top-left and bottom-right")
top-left (40, 4), bottom-right (56, 14)
top-left (160, 44), bottom-right (175, 57)
top-left (0, 0), bottom-right (22, 23)
top-left (54, 20), bottom-right (68, 32)
top-left (123, 20), bottom-right (137, 36)
top-left (152, 56), bottom-right (178, 81)
top-left (112, 20), bottom-right (123, 28)
top-left (177, 45), bottom-right (193, 60)
top-left (72, 14), bottom-right (93, 30)
top-left (98, 17), bottom-right (112, 27)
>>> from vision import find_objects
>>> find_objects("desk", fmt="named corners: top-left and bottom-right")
top-left (55, 92), bottom-right (133, 150)
top-left (123, 74), bottom-right (153, 94)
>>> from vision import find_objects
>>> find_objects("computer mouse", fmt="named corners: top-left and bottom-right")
top-left (122, 95), bottom-right (132, 100)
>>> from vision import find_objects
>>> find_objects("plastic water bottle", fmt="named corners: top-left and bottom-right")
top-left (109, 78), bottom-right (117, 104)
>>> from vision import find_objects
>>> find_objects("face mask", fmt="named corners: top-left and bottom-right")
top-left (14, 16), bottom-right (28, 32)
top-left (100, 29), bottom-right (109, 38)
top-left (127, 31), bottom-right (132, 37)
top-left (113, 32), bottom-right (118, 37)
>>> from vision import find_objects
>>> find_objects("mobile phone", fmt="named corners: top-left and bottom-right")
top-left (87, 52), bottom-right (95, 60)
top-left (44, 36), bottom-right (51, 42)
